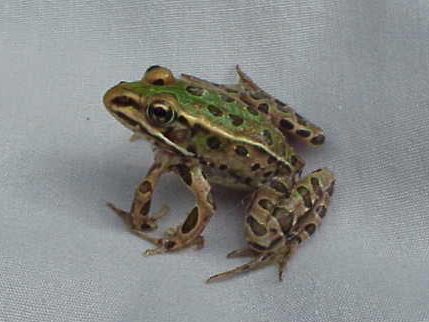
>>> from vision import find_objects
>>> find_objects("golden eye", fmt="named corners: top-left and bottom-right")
top-left (142, 66), bottom-right (175, 85)
top-left (146, 100), bottom-right (175, 126)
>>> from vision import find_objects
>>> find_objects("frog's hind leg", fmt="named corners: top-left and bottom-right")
top-left (235, 65), bottom-right (326, 147)
top-left (207, 168), bottom-right (335, 282)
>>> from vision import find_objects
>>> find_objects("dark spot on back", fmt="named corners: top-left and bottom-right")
top-left (311, 135), bottom-right (325, 145)
top-left (258, 103), bottom-right (269, 113)
top-left (207, 105), bottom-right (223, 116)
top-left (280, 119), bottom-right (294, 130)
top-left (207, 136), bottom-right (221, 149)
top-left (267, 155), bottom-right (276, 164)
top-left (235, 145), bottom-right (248, 156)
top-left (186, 86), bottom-right (204, 96)
top-left (229, 114), bottom-right (244, 126)
top-left (246, 105), bottom-right (259, 116)
top-left (219, 164), bottom-right (228, 170)
top-left (296, 129), bottom-right (311, 138)
top-left (251, 163), bottom-right (260, 171)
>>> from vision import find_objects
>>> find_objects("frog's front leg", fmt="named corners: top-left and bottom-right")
top-left (133, 161), bottom-right (216, 255)
top-left (207, 168), bottom-right (335, 282)
top-left (107, 151), bottom-right (173, 231)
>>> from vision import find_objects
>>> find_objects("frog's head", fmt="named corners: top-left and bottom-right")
top-left (103, 66), bottom-right (194, 156)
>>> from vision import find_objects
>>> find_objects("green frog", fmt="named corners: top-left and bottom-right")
top-left (103, 65), bottom-right (335, 282)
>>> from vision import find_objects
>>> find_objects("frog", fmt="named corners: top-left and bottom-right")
top-left (102, 65), bottom-right (335, 282)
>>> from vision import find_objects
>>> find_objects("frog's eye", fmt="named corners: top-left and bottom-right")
top-left (142, 65), bottom-right (175, 86)
top-left (146, 100), bottom-right (176, 126)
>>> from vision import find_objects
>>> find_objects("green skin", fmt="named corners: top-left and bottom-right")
top-left (103, 66), bottom-right (335, 282)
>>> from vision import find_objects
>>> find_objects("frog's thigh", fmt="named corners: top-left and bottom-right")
top-left (245, 168), bottom-right (335, 253)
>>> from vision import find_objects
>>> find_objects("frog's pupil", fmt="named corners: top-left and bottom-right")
top-left (154, 107), bottom-right (167, 117)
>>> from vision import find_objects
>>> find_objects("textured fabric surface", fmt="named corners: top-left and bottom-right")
top-left (1, 1), bottom-right (429, 321)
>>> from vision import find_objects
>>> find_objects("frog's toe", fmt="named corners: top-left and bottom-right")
top-left (107, 202), bottom-right (133, 226)
top-left (206, 253), bottom-right (275, 283)
top-left (226, 247), bottom-right (258, 258)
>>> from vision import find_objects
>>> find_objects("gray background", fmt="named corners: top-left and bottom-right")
top-left (1, 1), bottom-right (428, 321)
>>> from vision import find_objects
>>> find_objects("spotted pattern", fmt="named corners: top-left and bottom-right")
top-left (297, 186), bottom-right (312, 208)
top-left (251, 163), bottom-right (260, 171)
top-left (280, 119), bottom-right (294, 130)
top-left (207, 136), bottom-right (221, 149)
top-left (235, 145), bottom-right (249, 156)
top-left (317, 205), bottom-right (327, 218)
top-left (246, 216), bottom-right (267, 236)
top-left (207, 105), bottom-right (223, 117)
top-left (229, 114), bottom-right (244, 126)
top-left (304, 223), bottom-right (316, 235)
top-left (246, 105), bottom-right (259, 116)
top-left (267, 156), bottom-right (276, 164)
top-left (258, 198), bottom-right (274, 211)
top-left (270, 180), bottom-right (289, 196)
top-left (176, 164), bottom-right (192, 186)
top-left (258, 103), bottom-right (269, 113)
top-left (186, 86), bottom-right (204, 96)
top-left (262, 130), bottom-right (273, 145)
top-left (273, 207), bottom-right (294, 234)
top-left (138, 181), bottom-right (152, 194)
top-left (311, 135), bottom-right (325, 145)
top-left (310, 177), bottom-right (323, 196)
top-left (182, 207), bottom-right (199, 234)
top-left (140, 200), bottom-right (151, 216)
top-left (296, 129), bottom-right (311, 138)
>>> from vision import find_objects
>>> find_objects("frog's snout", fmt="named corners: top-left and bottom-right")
top-left (103, 84), bottom-right (141, 112)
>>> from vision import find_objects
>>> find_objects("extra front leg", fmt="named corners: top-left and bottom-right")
top-left (134, 163), bottom-right (216, 255)
top-left (107, 151), bottom-right (172, 231)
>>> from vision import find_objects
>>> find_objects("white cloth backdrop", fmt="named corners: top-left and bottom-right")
top-left (1, 1), bottom-right (428, 321)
